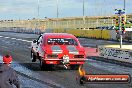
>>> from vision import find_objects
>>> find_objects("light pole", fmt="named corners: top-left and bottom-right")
top-left (83, 0), bottom-right (85, 29)
top-left (124, 0), bottom-right (126, 11)
top-left (83, 0), bottom-right (84, 17)
top-left (56, 0), bottom-right (59, 29)
top-left (38, 0), bottom-right (40, 18)
top-left (37, 0), bottom-right (40, 34)
top-left (57, 0), bottom-right (59, 18)
top-left (81, 0), bottom-right (85, 36)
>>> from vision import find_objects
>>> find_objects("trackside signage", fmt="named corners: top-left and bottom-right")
top-left (98, 45), bottom-right (132, 63)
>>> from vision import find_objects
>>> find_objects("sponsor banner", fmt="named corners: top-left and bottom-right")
top-left (78, 74), bottom-right (131, 84)
top-left (98, 45), bottom-right (132, 63)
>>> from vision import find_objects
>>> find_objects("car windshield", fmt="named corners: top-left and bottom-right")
top-left (47, 38), bottom-right (78, 46)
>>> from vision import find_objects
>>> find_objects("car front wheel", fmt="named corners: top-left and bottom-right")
top-left (31, 51), bottom-right (36, 62)
top-left (40, 57), bottom-right (45, 70)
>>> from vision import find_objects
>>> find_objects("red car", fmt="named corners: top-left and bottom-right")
top-left (31, 33), bottom-right (86, 70)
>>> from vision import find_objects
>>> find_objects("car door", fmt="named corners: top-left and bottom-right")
top-left (32, 35), bottom-right (42, 52)
top-left (36, 35), bottom-right (43, 52)
top-left (37, 36), bottom-right (45, 57)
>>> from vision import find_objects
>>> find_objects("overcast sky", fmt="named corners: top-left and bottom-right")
top-left (0, 0), bottom-right (131, 20)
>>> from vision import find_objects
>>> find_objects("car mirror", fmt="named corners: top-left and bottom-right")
top-left (33, 40), bottom-right (37, 43)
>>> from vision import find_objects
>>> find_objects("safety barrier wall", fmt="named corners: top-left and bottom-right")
top-left (0, 28), bottom-right (132, 41)
top-left (52, 29), bottom-right (132, 41)
top-left (98, 45), bottom-right (132, 63)
top-left (110, 30), bottom-right (117, 40)
top-left (53, 29), bottom-right (116, 40)
top-left (101, 30), bottom-right (111, 40)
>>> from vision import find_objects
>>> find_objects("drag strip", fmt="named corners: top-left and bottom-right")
top-left (0, 32), bottom-right (132, 88)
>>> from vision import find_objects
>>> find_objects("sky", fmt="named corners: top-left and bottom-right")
top-left (0, 0), bottom-right (131, 20)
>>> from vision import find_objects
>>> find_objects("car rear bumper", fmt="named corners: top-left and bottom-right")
top-left (43, 58), bottom-right (86, 65)
top-left (44, 58), bottom-right (86, 61)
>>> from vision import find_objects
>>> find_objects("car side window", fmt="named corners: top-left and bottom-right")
top-left (37, 35), bottom-right (42, 40)
top-left (37, 36), bottom-right (43, 45)
top-left (73, 39), bottom-right (78, 46)
top-left (42, 37), bottom-right (45, 45)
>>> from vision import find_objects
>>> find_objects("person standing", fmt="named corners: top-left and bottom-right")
top-left (0, 54), bottom-right (20, 88)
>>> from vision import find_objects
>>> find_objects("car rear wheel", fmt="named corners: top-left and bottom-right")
top-left (31, 51), bottom-right (36, 62)
top-left (70, 65), bottom-right (80, 70)
top-left (39, 57), bottom-right (54, 71)
top-left (40, 58), bottom-right (45, 70)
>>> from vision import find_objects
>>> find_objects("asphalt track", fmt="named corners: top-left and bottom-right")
top-left (0, 32), bottom-right (132, 88)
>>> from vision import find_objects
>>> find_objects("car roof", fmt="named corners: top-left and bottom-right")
top-left (43, 33), bottom-right (76, 39)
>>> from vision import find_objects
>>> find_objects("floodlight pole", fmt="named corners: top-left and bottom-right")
top-left (83, 0), bottom-right (85, 29)
top-left (81, 0), bottom-right (85, 36)
top-left (38, 0), bottom-right (40, 18)
top-left (124, 0), bottom-right (126, 11)
top-left (37, 0), bottom-right (40, 34)
top-left (57, 0), bottom-right (59, 19)
top-left (83, 0), bottom-right (84, 17)
top-left (56, 0), bottom-right (59, 29)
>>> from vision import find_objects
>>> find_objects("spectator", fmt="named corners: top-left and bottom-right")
top-left (0, 54), bottom-right (20, 88)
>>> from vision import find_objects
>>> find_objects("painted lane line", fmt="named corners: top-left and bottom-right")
top-left (11, 38), bottom-right (17, 39)
top-left (11, 38), bottom-right (32, 43)
top-left (21, 40), bottom-right (32, 42)
top-left (10, 37), bottom-right (32, 43)
top-left (25, 40), bottom-right (32, 43)
top-left (5, 37), bottom-right (10, 39)
top-left (16, 39), bottom-right (23, 41)
top-left (1, 35), bottom-right (32, 43)
top-left (0, 36), bottom-right (3, 37)
top-left (21, 40), bottom-right (27, 42)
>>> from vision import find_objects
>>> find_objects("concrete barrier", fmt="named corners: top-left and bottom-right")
top-left (98, 45), bottom-right (132, 63)
top-left (0, 28), bottom-right (132, 41)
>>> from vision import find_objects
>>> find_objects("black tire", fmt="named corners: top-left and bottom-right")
top-left (31, 51), bottom-right (36, 62)
top-left (40, 58), bottom-right (46, 70)
top-left (70, 65), bottom-right (80, 70)
top-left (39, 58), bottom-right (54, 71)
